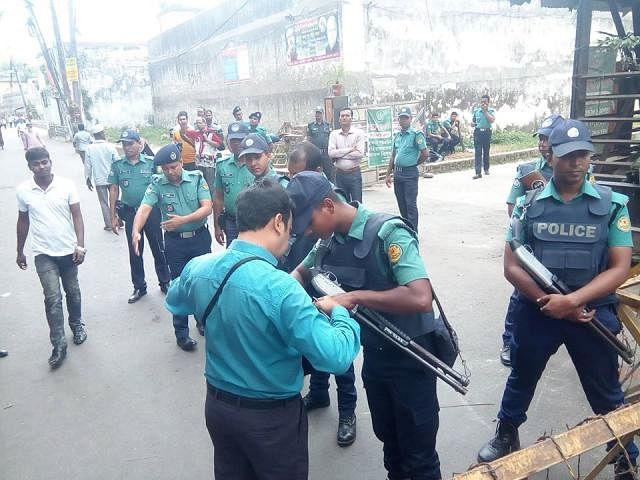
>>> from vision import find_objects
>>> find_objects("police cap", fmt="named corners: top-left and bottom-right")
top-left (398, 106), bottom-right (412, 117)
top-left (154, 143), bottom-right (182, 166)
top-left (232, 106), bottom-right (242, 115)
top-left (249, 111), bottom-right (262, 120)
top-left (238, 133), bottom-right (269, 158)
top-left (117, 128), bottom-right (141, 143)
top-left (549, 119), bottom-right (594, 158)
top-left (286, 171), bottom-right (333, 235)
top-left (227, 121), bottom-right (250, 140)
top-left (534, 114), bottom-right (563, 137)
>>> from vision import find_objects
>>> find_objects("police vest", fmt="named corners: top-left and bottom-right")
top-left (525, 184), bottom-right (616, 306)
top-left (517, 160), bottom-right (552, 182)
top-left (319, 211), bottom-right (435, 350)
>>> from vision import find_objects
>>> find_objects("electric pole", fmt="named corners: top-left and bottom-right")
top-left (68, 0), bottom-right (82, 120)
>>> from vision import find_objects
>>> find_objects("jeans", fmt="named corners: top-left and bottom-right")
top-left (120, 204), bottom-right (170, 291)
top-left (34, 254), bottom-right (83, 348)
top-left (307, 363), bottom-right (357, 419)
top-left (393, 166), bottom-right (419, 230)
top-left (222, 213), bottom-right (239, 248)
top-left (336, 169), bottom-right (362, 203)
top-left (95, 185), bottom-right (111, 228)
top-left (473, 129), bottom-right (492, 175)
top-left (165, 227), bottom-right (212, 339)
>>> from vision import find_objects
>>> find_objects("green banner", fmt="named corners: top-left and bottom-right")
top-left (367, 107), bottom-right (393, 167)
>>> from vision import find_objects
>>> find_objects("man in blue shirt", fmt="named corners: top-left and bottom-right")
top-left (471, 94), bottom-right (496, 179)
top-left (166, 178), bottom-right (360, 480)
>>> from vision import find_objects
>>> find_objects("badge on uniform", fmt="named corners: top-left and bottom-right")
top-left (416, 136), bottom-right (424, 145)
top-left (166, 204), bottom-right (175, 213)
top-left (513, 179), bottom-right (521, 188)
top-left (388, 244), bottom-right (403, 264)
top-left (617, 216), bottom-right (631, 232)
top-left (170, 151), bottom-right (177, 161)
top-left (122, 180), bottom-right (129, 187)
top-left (201, 182), bottom-right (209, 190)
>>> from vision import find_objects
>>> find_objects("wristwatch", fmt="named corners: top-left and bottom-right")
top-left (75, 246), bottom-right (87, 254)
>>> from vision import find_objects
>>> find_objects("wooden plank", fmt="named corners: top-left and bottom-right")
top-left (577, 71), bottom-right (640, 79)
top-left (590, 161), bottom-right (635, 166)
top-left (592, 139), bottom-right (640, 144)
top-left (453, 403), bottom-right (640, 480)
top-left (586, 94), bottom-right (640, 100)
top-left (580, 117), bottom-right (640, 122)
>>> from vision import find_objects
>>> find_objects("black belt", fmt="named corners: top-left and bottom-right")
top-left (394, 165), bottom-right (417, 172)
top-left (475, 128), bottom-right (491, 132)
top-left (207, 383), bottom-right (299, 410)
top-left (165, 224), bottom-right (207, 239)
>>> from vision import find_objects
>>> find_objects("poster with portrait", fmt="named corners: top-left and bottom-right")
top-left (285, 12), bottom-right (341, 66)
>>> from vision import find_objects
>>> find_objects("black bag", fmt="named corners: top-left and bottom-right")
top-left (430, 287), bottom-right (460, 367)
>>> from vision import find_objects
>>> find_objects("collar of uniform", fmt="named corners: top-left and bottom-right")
top-left (397, 127), bottom-right (413, 135)
top-left (124, 154), bottom-right (147, 166)
top-left (228, 239), bottom-right (277, 266)
top-left (539, 178), bottom-right (600, 202)
top-left (160, 169), bottom-right (192, 185)
top-left (334, 204), bottom-right (370, 244)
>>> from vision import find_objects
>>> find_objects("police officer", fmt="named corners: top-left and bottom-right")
top-left (385, 107), bottom-right (428, 231)
top-left (471, 94), bottom-right (496, 179)
top-left (307, 106), bottom-right (334, 182)
top-left (213, 121), bottom-right (252, 248)
top-left (108, 128), bottom-right (170, 304)
top-left (240, 133), bottom-right (289, 188)
top-left (288, 171), bottom-right (442, 479)
top-left (165, 179), bottom-right (360, 479)
top-left (232, 106), bottom-right (243, 122)
top-left (499, 114), bottom-right (563, 366)
top-left (477, 119), bottom-right (637, 479)
top-left (131, 143), bottom-right (213, 351)
top-left (248, 112), bottom-right (273, 146)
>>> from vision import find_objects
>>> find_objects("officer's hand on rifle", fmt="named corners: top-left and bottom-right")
top-left (537, 293), bottom-right (594, 323)
top-left (326, 291), bottom-right (358, 311)
top-left (313, 296), bottom-right (340, 315)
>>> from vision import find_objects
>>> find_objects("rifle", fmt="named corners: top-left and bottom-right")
top-left (310, 269), bottom-right (470, 395)
top-left (509, 239), bottom-right (633, 365)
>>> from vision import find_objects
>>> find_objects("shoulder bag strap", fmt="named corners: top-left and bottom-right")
top-left (201, 256), bottom-right (268, 327)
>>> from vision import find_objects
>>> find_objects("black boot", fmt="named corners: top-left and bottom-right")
top-left (477, 420), bottom-right (520, 462)
top-left (48, 345), bottom-right (67, 369)
top-left (614, 456), bottom-right (638, 480)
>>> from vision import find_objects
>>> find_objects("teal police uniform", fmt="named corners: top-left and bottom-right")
top-left (472, 105), bottom-right (496, 176)
top-left (478, 119), bottom-right (638, 474)
top-left (291, 172), bottom-right (441, 479)
top-left (391, 107), bottom-right (426, 230)
top-left (424, 118), bottom-right (451, 156)
top-left (248, 112), bottom-right (272, 145)
top-left (141, 143), bottom-right (213, 344)
top-left (108, 145), bottom-right (170, 297)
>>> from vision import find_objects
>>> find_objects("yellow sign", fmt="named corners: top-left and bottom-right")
top-left (65, 57), bottom-right (78, 82)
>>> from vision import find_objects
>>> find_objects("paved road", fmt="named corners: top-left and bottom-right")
top-left (0, 129), bottom-right (611, 479)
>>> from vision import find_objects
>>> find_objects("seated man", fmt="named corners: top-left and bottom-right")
top-left (424, 112), bottom-right (452, 159)
top-left (442, 111), bottom-right (461, 154)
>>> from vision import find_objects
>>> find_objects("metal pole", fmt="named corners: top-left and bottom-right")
top-left (570, 0), bottom-right (593, 119)
top-left (68, 0), bottom-right (82, 120)
top-left (10, 59), bottom-right (29, 115)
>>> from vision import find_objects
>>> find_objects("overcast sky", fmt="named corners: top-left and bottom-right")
top-left (0, 0), bottom-right (206, 64)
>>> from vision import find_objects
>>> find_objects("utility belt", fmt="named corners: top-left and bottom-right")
top-left (207, 383), bottom-right (299, 410)
top-left (115, 200), bottom-right (138, 219)
top-left (394, 165), bottom-right (418, 173)
top-left (165, 224), bottom-right (207, 239)
top-left (475, 128), bottom-right (491, 132)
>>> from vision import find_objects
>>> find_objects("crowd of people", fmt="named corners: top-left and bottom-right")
top-left (7, 100), bottom-right (638, 480)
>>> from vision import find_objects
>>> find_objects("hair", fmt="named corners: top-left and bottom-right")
top-left (25, 147), bottom-right (50, 163)
top-left (431, 112), bottom-right (440, 117)
top-left (94, 130), bottom-right (106, 140)
top-left (177, 111), bottom-right (188, 119)
top-left (481, 94), bottom-right (490, 101)
top-left (236, 178), bottom-right (293, 232)
top-left (451, 111), bottom-right (458, 116)
top-left (205, 109), bottom-right (213, 115)
top-left (289, 141), bottom-right (323, 172)
top-left (340, 108), bottom-right (353, 117)
top-left (78, 123), bottom-right (85, 131)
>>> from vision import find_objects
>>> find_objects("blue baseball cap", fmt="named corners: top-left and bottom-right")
top-left (534, 114), bottom-right (564, 137)
top-left (249, 111), bottom-right (262, 120)
top-left (117, 128), bottom-right (140, 143)
top-left (549, 119), bottom-right (594, 157)
top-left (398, 107), bottom-right (412, 117)
top-left (286, 171), bottom-right (333, 235)
top-left (154, 143), bottom-right (182, 166)
top-left (238, 133), bottom-right (269, 157)
top-left (227, 121), bottom-right (250, 140)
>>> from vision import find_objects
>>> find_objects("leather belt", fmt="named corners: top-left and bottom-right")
top-left (394, 165), bottom-right (418, 172)
top-left (207, 383), bottom-right (299, 410)
top-left (475, 128), bottom-right (491, 132)
top-left (166, 224), bottom-right (207, 239)
top-left (336, 165), bottom-right (361, 173)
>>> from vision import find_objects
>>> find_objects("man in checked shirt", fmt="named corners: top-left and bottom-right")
top-left (328, 108), bottom-right (365, 202)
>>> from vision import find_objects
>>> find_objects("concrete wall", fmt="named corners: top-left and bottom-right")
top-left (148, 0), bottom-right (630, 130)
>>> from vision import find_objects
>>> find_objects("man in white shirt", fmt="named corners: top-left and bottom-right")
top-left (72, 123), bottom-right (93, 164)
top-left (328, 108), bottom-right (365, 202)
top-left (20, 121), bottom-right (45, 151)
top-left (16, 147), bottom-right (87, 369)
top-left (85, 125), bottom-right (119, 230)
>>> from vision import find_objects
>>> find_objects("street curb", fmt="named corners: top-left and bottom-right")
top-left (421, 147), bottom-right (538, 175)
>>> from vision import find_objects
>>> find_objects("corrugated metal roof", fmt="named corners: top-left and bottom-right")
top-left (510, 0), bottom-right (636, 11)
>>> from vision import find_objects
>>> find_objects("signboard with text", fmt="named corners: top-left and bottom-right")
top-left (285, 12), bottom-right (340, 66)
top-left (222, 46), bottom-right (250, 82)
top-left (367, 107), bottom-right (393, 167)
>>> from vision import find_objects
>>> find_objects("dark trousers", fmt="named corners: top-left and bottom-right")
top-left (362, 337), bottom-right (441, 480)
top-left (501, 290), bottom-right (518, 347)
top-left (34, 254), bottom-right (82, 348)
top-left (120, 204), bottom-right (170, 291)
top-left (205, 386), bottom-right (308, 480)
top-left (307, 363), bottom-right (357, 418)
top-left (473, 129), bottom-right (492, 175)
top-left (498, 298), bottom-right (638, 461)
top-left (164, 227), bottom-right (211, 339)
top-left (393, 166), bottom-right (419, 230)
top-left (336, 169), bottom-right (363, 203)
top-left (222, 214), bottom-right (239, 248)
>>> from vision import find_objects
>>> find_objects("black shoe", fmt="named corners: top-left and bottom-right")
top-left (72, 326), bottom-right (87, 345)
top-left (302, 393), bottom-right (330, 411)
top-left (614, 457), bottom-right (638, 480)
top-left (176, 336), bottom-right (197, 351)
top-left (477, 420), bottom-right (520, 462)
top-left (500, 344), bottom-right (511, 367)
top-left (196, 322), bottom-right (205, 336)
top-left (0, 349), bottom-right (7, 358)
top-left (128, 288), bottom-right (147, 304)
top-left (48, 345), bottom-right (67, 369)
top-left (484, 171), bottom-right (490, 175)
top-left (472, 174), bottom-right (482, 179)
top-left (337, 415), bottom-right (357, 447)
top-left (159, 282), bottom-right (169, 294)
